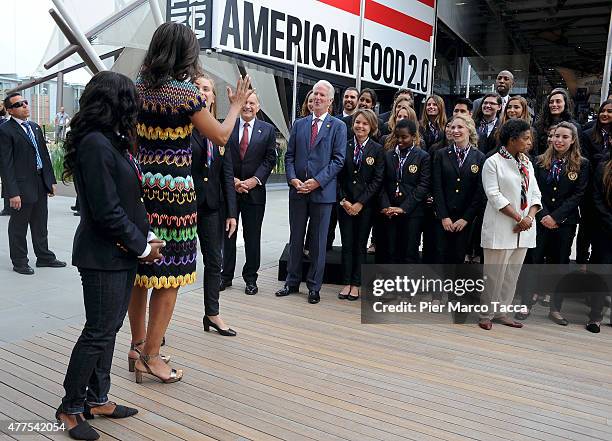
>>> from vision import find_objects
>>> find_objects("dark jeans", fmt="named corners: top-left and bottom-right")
top-left (8, 175), bottom-right (55, 267)
top-left (197, 207), bottom-right (223, 316)
top-left (338, 206), bottom-right (372, 286)
top-left (222, 200), bottom-right (265, 285)
top-left (62, 267), bottom-right (136, 414)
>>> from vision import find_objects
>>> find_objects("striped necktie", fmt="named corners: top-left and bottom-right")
top-left (22, 122), bottom-right (43, 170)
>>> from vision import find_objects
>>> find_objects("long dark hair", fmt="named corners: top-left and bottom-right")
top-left (62, 71), bottom-right (140, 182)
top-left (591, 99), bottom-right (612, 145)
top-left (535, 88), bottom-right (574, 133)
top-left (140, 22), bottom-right (201, 89)
top-left (604, 159), bottom-right (612, 207)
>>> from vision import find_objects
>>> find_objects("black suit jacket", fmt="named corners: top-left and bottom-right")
top-left (534, 157), bottom-right (589, 225)
top-left (380, 147), bottom-right (431, 217)
top-left (0, 118), bottom-right (56, 203)
top-left (581, 128), bottom-right (609, 169)
top-left (337, 138), bottom-right (384, 205)
top-left (72, 132), bottom-right (149, 270)
top-left (420, 124), bottom-right (445, 152)
top-left (191, 129), bottom-right (237, 217)
top-left (475, 118), bottom-right (500, 156)
top-left (228, 119), bottom-right (277, 205)
top-left (432, 146), bottom-right (486, 222)
top-left (593, 159), bottom-right (612, 236)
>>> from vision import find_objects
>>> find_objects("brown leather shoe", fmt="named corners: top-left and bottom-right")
top-left (478, 320), bottom-right (492, 330)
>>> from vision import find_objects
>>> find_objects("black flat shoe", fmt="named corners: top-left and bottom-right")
top-left (245, 284), bottom-right (258, 295)
top-left (338, 291), bottom-right (349, 299)
top-left (308, 290), bottom-right (320, 304)
top-left (203, 316), bottom-right (237, 336)
top-left (36, 259), bottom-right (67, 268)
top-left (275, 285), bottom-right (299, 297)
top-left (586, 322), bottom-right (601, 333)
top-left (84, 402), bottom-right (138, 419)
top-left (548, 313), bottom-right (568, 326)
top-left (56, 405), bottom-right (99, 440)
top-left (347, 288), bottom-right (360, 301)
top-left (13, 265), bottom-right (34, 275)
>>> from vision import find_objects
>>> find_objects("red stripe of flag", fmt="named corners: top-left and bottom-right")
top-left (316, 0), bottom-right (433, 43)
top-left (316, 0), bottom-right (360, 15)
top-left (418, 0), bottom-right (436, 7)
top-left (366, 1), bottom-right (433, 42)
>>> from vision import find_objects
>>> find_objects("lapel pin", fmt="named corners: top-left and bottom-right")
top-left (326, 124), bottom-right (331, 128)
top-left (258, 129), bottom-right (262, 133)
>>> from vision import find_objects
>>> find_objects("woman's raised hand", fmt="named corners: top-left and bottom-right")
top-left (227, 74), bottom-right (254, 107)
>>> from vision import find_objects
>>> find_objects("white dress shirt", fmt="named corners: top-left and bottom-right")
top-left (11, 116), bottom-right (31, 135)
top-left (311, 112), bottom-right (328, 132)
top-left (238, 117), bottom-right (255, 145)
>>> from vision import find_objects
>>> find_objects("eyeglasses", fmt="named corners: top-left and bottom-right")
top-left (482, 101), bottom-right (499, 107)
top-left (9, 100), bottom-right (28, 109)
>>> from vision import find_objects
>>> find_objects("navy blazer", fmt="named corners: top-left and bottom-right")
top-left (582, 128), bottom-right (609, 170)
top-left (0, 118), bottom-right (56, 203)
top-left (534, 157), bottom-right (589, 225)
top-left (475, 118), bottom-right (501, 156)
top-left (380, 147), bottom-right (431, 217)
top-left (228, 118), bottom-right (277, 205)
top-left (593, 159), bottom-right (612, 236)
top-left (432, 146), bottom-right (486, 222)
top-left (285, 114), bottom-right (346, 204)
top-left (192, 129), bottom-right (237, 218)
top-left (337, 138), bottom-right (384, 205)
top-left (72, 132), bottom-right (149, 270)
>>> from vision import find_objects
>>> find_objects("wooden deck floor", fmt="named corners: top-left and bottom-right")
top-left (1, 267), bottom-right (612, 441)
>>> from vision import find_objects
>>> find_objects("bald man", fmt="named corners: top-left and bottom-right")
top-left (473, 70), bottom-right (514, 114)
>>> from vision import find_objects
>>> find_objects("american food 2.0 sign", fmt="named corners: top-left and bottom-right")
top-left (210, 0), bottom-right (436, 92)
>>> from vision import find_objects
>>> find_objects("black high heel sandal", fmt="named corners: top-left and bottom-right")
top-left (203, 316), bottom-right (237, 336)
top-left (84, 402), bottom-right (138, 420)
top-left (55, 405), bottom-right (99, 440)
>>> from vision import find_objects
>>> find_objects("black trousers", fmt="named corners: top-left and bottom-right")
top-left (62, 267), bottom-right (136, 414)
top-left (338, 205), bottom-right (372, 286)
top-left (421, 204), bottom-right (438, 264)
top-left (575, 202), bottom-right (594, 264)
top-left (436, 221), bottom-right (472, 264)
top-left (8, 174), bottom-right (55, 267)
top-left (197, 207), bottom-right (223, 316)
top-left (377, 215), bottom-right (424, 264)
top-left (286, 198), bottom-right (332, 291)
top-left (222, 200), bottom-right (265, 285)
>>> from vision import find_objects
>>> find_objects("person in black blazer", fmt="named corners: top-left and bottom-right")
top-left (378, 119), bottom-right (431, 264)
top-left (341, 88), bottom-right (384, 143)
top-left (337, 109), bottom-right (384, 300)
top-left (56, 72), bottom-right (161, 440)
top-left (473, 93), bottom-right (502, 156)
top-left (222, 92), bottom-right (277, 295)
top-left (433, 115), bottom-right (486, 265)
top-left (0, 93), bottom-right (65, 274)
top-left (192, 118), bottom-right (238, 335)
top-left (522, 122), bottom-right (589, 325)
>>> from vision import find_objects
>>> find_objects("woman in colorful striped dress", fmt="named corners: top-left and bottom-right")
top-left (127, 22), bottom-right (251, 383)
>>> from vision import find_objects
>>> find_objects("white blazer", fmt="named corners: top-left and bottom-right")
top-left (481, 153), bottom-right (541, 249)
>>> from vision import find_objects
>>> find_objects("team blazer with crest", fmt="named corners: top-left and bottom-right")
top-left (533, 156), bottom-right (589, 225)
top-left (432, 146), bottom-right (486, 222)
top-left (191, 128), bottom-right (237, 217)
top-left (380, 146), bottom-right (431, 217)
top-left (337, 138), bottom-right (384, 205)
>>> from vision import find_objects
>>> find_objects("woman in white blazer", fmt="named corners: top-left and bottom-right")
top-left (479, 119), bottom-right (541, 330)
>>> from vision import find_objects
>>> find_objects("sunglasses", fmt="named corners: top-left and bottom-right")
top-left (9, 100), bottom-right (28, 109)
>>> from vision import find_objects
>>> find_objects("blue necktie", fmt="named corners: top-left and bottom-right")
top-left (22, 122), bottom-right (43, 170)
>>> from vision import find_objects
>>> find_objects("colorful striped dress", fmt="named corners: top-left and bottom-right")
top-left (134, 77), bottom-right (205, 289)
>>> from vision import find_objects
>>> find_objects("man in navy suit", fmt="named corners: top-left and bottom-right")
top-left (275, 80), bottom-right (346, 304)
top-left (0, 93), bottom-right (65, 274)
top-left (222, 92), bottom-right (277, 295)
